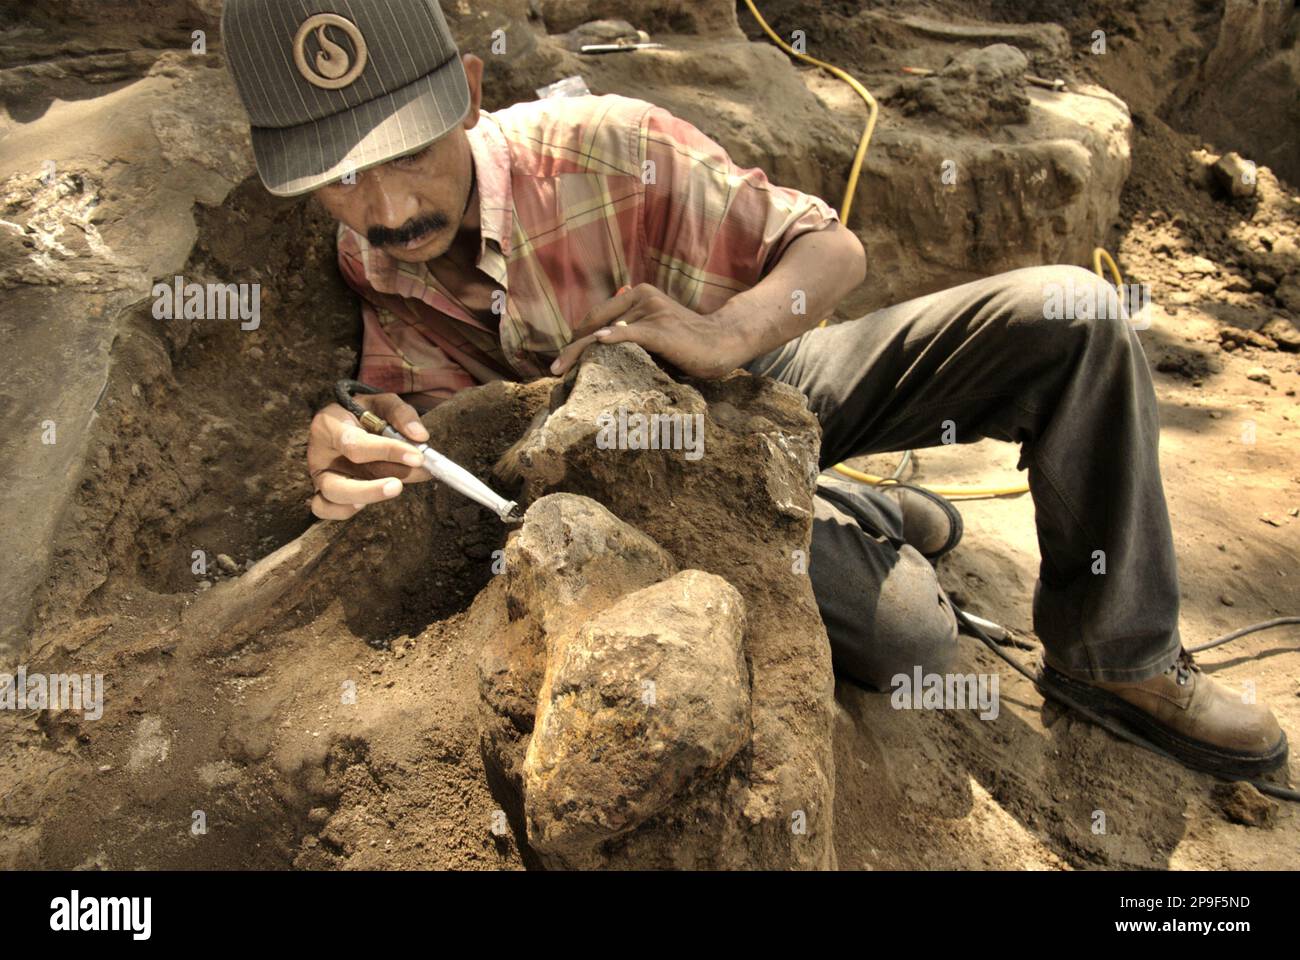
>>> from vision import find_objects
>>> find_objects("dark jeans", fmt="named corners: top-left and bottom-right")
top-left (745, 265), bottom-right (1182, 686)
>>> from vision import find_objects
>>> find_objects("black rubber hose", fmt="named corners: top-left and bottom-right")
top-left (334, 379), bottom-right (382, 420)
top-left (1188, 616), bottom-right (1300, 654)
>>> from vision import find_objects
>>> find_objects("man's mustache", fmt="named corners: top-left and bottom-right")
top-left (368, 213), bottom-right (448, 248)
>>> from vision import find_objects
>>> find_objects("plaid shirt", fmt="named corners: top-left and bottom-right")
top-left (337, 93), bottom-right (839, 408)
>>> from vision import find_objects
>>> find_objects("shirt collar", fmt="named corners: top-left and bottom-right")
top-left (466, 110), bottom-right (514, 260)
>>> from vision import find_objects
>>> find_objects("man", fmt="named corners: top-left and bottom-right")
top-left (221, 0), bottom-right (1286, 779)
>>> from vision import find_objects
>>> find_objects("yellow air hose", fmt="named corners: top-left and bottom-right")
top-left (741, 0), bottom-right (878, 226)
top-left (744, 0), bottom-right (1127, 501)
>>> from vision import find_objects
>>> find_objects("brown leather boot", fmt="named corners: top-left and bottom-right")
top-left (1037, 649), bottom-right (1288, 779)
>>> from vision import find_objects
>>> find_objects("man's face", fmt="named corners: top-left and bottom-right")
top-left (312, 54), bottom-right (483, 263)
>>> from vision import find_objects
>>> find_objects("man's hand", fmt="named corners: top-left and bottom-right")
top-left (546, 225), bottom-right (866, 381)
top-left (306, 393), bottom-right (432, 520)
top-left (549, 283), bottom-right (747, 379)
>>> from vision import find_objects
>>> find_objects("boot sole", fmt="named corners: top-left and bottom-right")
top-left (1036, 664), bottom-right (1289, 780)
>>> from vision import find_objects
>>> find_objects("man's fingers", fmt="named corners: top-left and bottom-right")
top-left (591, 312), bottom-right (664, 351)
top-left (310, 494), bottom-right (364, 521)
top-left (365, 460), bottom-right (432, 483)
top-left (330, 420), bottom-right (425, 467)
top-left (573, 283), bottom-right (642, 337)
top-left (550, 331), bottom-right (601, 376)
top-left (317, 472), bottom-right (405, 507)
top-left (553, 301), bottom-right (661, 375)
top-left (366, 393), bottom-right (429, 443)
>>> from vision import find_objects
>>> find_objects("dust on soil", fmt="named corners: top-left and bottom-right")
top-left (2, 0), bottom-right (1299, 869)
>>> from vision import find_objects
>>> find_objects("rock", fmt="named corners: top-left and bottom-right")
top-left (476, 343), bottom-right (835, 869)
top-left (1246, 366), bottom-right (1271, 384)
top-left (555, 19), bottom-right (647, 53)
top-left (1186, 150), bottom-right (1216, 191)
top-left (216, 553), bottom-right (238, 574)
top-left (499, 343), bottom-right (820, 527)
top-left (1219, 326), bottom-right (1277, 351)
top-left (1212, 151), bottom-right (1258, 198)
top-left (897, 44), bottom-right (1031, 130)
top-left (534, 0), bottom-right (737, 36)
top-left (1275, 279), bottom-right (1300, 314)
top-left (1213, 781), bottom-right (1277, 828)
top-left (474, 492), bottom-right (681, 858)
top-left (1261, 317), bottom-right (1300, 351)
top-left (524, 569), bottom-right (750, 866)
top-left (1273, 236), bottom-right (1300, 259)
top-left (503, 493), bottom-right (677, 639)
top-left (1178, 255), bottom-right (1217, 276)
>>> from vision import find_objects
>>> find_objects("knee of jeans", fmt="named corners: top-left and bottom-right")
top-left (1036, 265), bottom-right (1133, 337)
top-left (828, 546), bottom-right (960, 690)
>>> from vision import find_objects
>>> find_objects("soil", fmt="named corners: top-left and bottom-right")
top-left (2, 0), bottom-right (1298, 869)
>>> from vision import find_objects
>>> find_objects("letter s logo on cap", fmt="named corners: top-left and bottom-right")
top-left (293, 13), bottom-right (368, 90)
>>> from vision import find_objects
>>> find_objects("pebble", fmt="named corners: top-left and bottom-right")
top-left (1213, 781), bottom-right (1276, 828)
top-left (1246, 367), bottom-right (1271, 383)
top-left (1219, 594), bottom-right (1235, 607)
top-left (216, 553), bottom-right (239, 574)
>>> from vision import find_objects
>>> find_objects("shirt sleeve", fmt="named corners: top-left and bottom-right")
top-left (638, 104), bottom-right (840, 314)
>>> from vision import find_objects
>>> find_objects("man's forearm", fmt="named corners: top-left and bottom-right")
top-left (713, 222), bottom-right (866, 366)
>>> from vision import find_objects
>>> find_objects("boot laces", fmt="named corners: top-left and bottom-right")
top-left (1168, 649), bottom-right (1200, 686)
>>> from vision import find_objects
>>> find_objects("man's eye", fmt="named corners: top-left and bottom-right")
top-left (393, 147), bottom-right (429, 167)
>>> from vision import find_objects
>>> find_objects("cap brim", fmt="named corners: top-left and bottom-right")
top-left (249, 54), bottom-right (471, 197)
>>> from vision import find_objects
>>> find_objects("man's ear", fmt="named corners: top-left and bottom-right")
top-left (462, 53), bottom-right (484, 129)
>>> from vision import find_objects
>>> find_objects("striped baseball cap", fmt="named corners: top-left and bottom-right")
top-left (221, 0), bottom-right (470, 196)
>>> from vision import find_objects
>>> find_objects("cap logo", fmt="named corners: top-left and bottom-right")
top-left (292, 13), bottom-right (368, 90)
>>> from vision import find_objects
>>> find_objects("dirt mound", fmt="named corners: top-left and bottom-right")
top-left (478, 342), bottom-right (833, 868)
